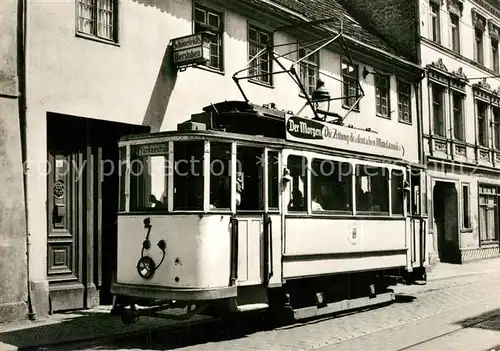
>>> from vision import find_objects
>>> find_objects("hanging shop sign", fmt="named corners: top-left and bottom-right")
top-left (171, 32), bottom-right (211, 67)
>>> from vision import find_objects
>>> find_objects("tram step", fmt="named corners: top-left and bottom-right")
top-left (236, 303), bottom-right (270, 312)
top-left (292, 290), bottom-right (395, 321)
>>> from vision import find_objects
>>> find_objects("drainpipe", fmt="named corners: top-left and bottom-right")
top-left (18, 0), bottom-right (36, 321)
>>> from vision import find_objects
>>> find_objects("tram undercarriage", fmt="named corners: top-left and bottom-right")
top-left (111, 267), bottom-right (426, 325)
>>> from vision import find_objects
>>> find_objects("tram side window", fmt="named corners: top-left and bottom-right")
top-left (391, 169), bottom-right (404, 215)
top-left (129, 146), bottom-right (168, 211)
top-left (210, 142), bottom-right (231, 210)
top-left (174, 141), bottom-right (204, 210)
top-left (311, 159), bottom-right (352, 213)
top-left (287, 155), bottom-right (307, 212)
top-left (410, 172), bottom-right (421, 215)
top-left (268, 151), bottom-right (279, 210)
top-left (355, 165), bottom-right (389, 214)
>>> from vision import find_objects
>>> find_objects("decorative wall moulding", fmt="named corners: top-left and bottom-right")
top-left (447, 0), bottom-right (463, 16)
top-left (472, 9), bottom-right (487, 31)
top-left (488, 19), bottom-right (500, 40)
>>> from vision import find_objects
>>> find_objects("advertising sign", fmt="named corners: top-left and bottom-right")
top-left (171, 33), bottom-right (211, 67)
top-left (285, 115), bottom-right (405, 159)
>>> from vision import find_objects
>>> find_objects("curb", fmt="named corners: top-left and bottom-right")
top-left (13, 315), bottom-right (218, 351)
top-left (427, 268), bottom-right (500, 282)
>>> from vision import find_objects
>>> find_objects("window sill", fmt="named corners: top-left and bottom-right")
top-left (76, 32), bottom-right (120, 47)
top-left (248, 78), bottom-right (274, 89)
top-left (479, 241), bottom-right (499, 248)
top-left (197, 65), bottom-right (225, 76)
top-left (341, 104), bottom-right (360, 113)
top-left (376, 113), bottom-right (391, 120)
top-left (398, 118), bottom-right (412, 126)
top-left (460, 228), bottom-right (473, 233)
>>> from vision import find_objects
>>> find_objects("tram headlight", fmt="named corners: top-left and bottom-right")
top-left (403, 181), bottom-right (411, 193)
top-left (283, 168), bottom-right (292, 183)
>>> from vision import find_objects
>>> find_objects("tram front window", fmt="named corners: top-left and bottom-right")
top-left (210, 142), bottom-right (231, 210)
top-left (174, 141), bottom-right (204, 210)
top-left (129, 144), bottom-right (168, 211)
top-left (311, 159), bottom-right (352, 213)
top-left (355, 165), bottom-right (389, 214)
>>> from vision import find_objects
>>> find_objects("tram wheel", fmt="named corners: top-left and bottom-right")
top-left (120, 311), bottom-right (139, 325)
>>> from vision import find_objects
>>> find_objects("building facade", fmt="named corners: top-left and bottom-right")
top-left (1, 0), bottom-right (425, 322)
top-left (338, 0), bottom-right (500, 265)
top-left (419, 0), bottom-right (500, 264)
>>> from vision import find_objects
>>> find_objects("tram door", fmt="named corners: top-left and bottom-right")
top-left (235, 146), bottom-right (267, 286)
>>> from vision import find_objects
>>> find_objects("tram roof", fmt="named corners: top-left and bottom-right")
top-left (120, 102), bottom-right (423, 168)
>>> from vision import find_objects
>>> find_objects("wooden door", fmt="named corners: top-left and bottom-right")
top-left (47, 146), bottom-right (98, 311)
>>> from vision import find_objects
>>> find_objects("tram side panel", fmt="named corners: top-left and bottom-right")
top-left (282, 217), bottom-right (408, 279)
top-left (115, 214), bottom-right (232, 290)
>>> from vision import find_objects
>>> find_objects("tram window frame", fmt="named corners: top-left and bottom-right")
top-left (410, 171), bottom-right (422, 216)
top-left (129, 144), bottom-right (169, 212)
top-left (268, 150), bottom-right (280, 211)
top-left (391, 168), bottom-right (405, 216)
top-left (209, 141), bottom-right (232, 212)
top-left (287, 155), bottom-right (308, 213)
top-left (173, 140), bottom-right (204, 211)
top-left (355, 164), bottom-right (389, 215)
top-left (236, 146), bottom-right (265, 211)
top-left (118, 146), bottom-right (127, 212)
top-left (310, 158), bottom-right (352, 214)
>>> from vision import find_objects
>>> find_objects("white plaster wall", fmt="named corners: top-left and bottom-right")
top-left (25, 0), bottom-right (421, 282)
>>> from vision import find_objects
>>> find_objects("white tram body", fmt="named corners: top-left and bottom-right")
top-left (111, 101), bottom-right (428, 323)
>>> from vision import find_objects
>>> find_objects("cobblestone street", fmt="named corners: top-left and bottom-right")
top-left (46, 271), bottom-right (500, 351)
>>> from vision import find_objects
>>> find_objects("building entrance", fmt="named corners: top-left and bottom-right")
top-left (47, 113), bottom-right (148, 311)
top-left (433, 181), bottom-right (460, 264)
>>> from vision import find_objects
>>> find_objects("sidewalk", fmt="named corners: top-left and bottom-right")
top-left (1, 257), bottom-right (498, 351)
top-left (426, 256), bottom-right (500, 281)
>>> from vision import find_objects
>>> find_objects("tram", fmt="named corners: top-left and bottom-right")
top-left (110, 18), bottom-right (428, 325)
top-left (110, 100), bottom-right (428, 324)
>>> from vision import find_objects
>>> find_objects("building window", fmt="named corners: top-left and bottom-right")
top-left (452, 91), bottom-right (465, 141)
top-left (477, 100), bottom-right (488, 146)
top-left (298, 46), bottom-right (319, 96)
top-left (450, 14), bottom-right (460, 53)
top-left (475, 28), bottom-right (484, 64)
top-left (342, 60), bottom-right (360, 110)
top-left (397, 80), bottom-right (411, 123)
top-left (248, 25), bottom-right (272, 85)
top-left (492, 39), bottom-right (499, 73)
top-left (194, 4), bottom-right (223, 71)
top-left (375, 75), bottom-right (390, 118)
top-left (430, 3), bottom-right (441, 43)
top-left (432, 84), bottom-right (446, 136)
top-left (493, 107), bottom-right (500, 149)
top-left (462, 183), bottom-right (471, 229)
top-left (77, 0), bottom-right (117, 42)
top-left (478, 185), bottom-right (499, 244)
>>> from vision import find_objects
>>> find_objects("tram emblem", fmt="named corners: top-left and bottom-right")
top-left (348, 227), bottom-right (358, 245)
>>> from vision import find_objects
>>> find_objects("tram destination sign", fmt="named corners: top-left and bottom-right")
top-left (171, 33), bottom-right (211, 67)
top-left (285, 115), bottom-right (405, 159)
